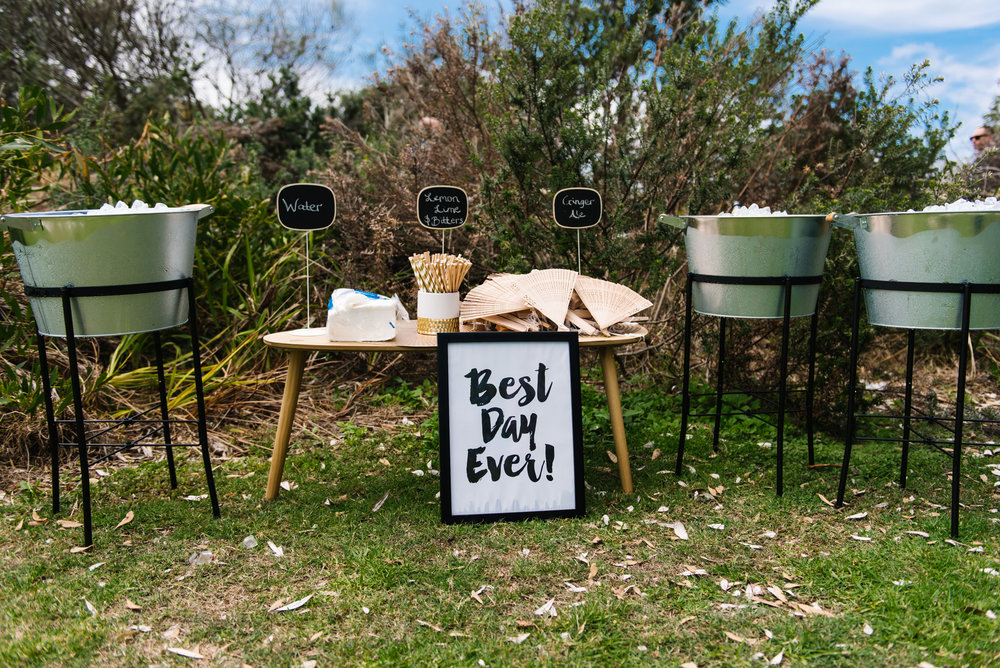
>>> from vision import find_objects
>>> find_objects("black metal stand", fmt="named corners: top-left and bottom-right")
top-left (30, 278), bottom-right (220, 547)
top-left (676, 273), bottom-right (820, 495)
top-left (836, 278), bottom-right (1000, 537)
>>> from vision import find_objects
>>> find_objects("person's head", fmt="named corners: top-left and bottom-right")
top-left (971, 125), bottom-right (995, 153)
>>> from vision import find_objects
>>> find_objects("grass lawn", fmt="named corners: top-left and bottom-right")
top-left (2, 372), bottom-right (999, 666)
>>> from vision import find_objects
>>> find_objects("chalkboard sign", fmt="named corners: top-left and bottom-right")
top-left (437, 331), bottom-right (584, 523)
top-left (417, 185), bottom-right (468, 230)
top-left (276, 183), bottom-right (336, 231)
top-left (553, 187), bottom-right (602, 229)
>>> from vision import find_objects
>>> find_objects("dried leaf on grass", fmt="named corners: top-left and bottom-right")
top-left (83, 598), bottom-right (97, 616)
top-left (417, 619), bottom-right (442, 632)
top-left (508, 633), bottom-right (530, 644)
top-left (787, 601), bottom-right (836, 618)
top-left (534, 599), bottom-right (557, 617)
top-left (667, 522), bottom-right (688, 540)
top-left (56, 519), bottom-right (83, 529)
top-left (612, 584), bottom-right (644, 600)
top-left (725, 631), bottom-right (758, 645)
top-left (372, 491), bottom-right (389, 512)
top-left (166, 647), bottom-right (204, 660)
top-left (268, 541), bottom-right (284, 557)
top-left (272, 593), bottom-right (313, 613)
top-left (114, 510), bottom-right (134, 530)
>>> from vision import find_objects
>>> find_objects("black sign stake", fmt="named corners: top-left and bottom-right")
top-left (418, 185), bottom-right (468, 252)
top-left (552, 187), bottom-right (602, 273)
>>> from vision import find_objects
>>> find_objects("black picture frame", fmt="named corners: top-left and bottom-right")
top-left (437, 331), bottom-right (585, 523)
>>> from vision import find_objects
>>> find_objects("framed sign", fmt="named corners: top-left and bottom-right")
top-left (417, 185), bottom-right (468, 230)
top-left (437, 331), bottom-right (584, 523)
top-left (553, 187), bottom-right (602, 229)
top-left (276, 183), bottom-right (336, 231)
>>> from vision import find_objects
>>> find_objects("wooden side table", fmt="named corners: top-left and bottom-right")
top-left (261, 321), bottom-right (645, 499)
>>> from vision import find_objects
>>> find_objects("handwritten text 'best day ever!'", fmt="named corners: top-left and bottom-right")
top-left (462, 362), bottom-right (556, 485)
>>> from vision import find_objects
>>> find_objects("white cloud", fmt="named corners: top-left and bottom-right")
top-left (878, 40), bottom-right (1000, 160)
top-left (805, 0), bottom-right (1000, 34)
top-left (728, 0), bottom-right (1000, 34)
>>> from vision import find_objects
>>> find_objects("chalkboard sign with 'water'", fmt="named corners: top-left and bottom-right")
top-left (276, 183), bottom-right (336, 231)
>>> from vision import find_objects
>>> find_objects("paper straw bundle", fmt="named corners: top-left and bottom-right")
top-left (408, 252), bottom-right (472, 293)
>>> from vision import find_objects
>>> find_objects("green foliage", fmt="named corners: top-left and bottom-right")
top-left (226, 67), bottom-right (336, 184)
top-left (0, 86), bottom-right (76, 437)
top-left (0, 85), bottom-right (73, 209)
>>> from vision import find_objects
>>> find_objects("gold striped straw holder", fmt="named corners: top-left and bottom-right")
top-left (409, 252), bottom-right (471, 334)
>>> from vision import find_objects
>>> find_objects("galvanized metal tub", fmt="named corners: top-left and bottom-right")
top-left (659, 214), bottom-right (832, 318)
top-left (831, 210), bottom-right (1000, 330)
top-left (2, 204), bottom-right (213, 337)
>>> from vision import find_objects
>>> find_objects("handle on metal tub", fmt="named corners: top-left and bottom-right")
top-left (657, 214), bottom-right (688, 230)
top-left (825, 212), bottom-right (864, 230)
top-left (187, 203), bottom-right (215, 220)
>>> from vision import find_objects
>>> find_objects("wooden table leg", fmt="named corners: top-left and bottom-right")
top-left (600, 347), bottom-right (633, 494)
top-left (265, 349), bottom-right (307, 500)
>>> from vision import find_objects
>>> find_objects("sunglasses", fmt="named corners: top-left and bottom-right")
top-left (971, 134), bottom-right (991, 140)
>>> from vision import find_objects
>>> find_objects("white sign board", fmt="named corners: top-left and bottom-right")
top-left (437, 332), bottom-right (584, 523)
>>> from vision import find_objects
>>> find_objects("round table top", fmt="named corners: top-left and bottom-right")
top-left (263, 319), bottom-right (646, 352)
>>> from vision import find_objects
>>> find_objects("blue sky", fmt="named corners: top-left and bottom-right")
top-left (336, 0), bottom-right (1000, 161)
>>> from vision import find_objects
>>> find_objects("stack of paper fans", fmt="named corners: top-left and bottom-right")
top-left (460, 269), bottom-right (651, 335)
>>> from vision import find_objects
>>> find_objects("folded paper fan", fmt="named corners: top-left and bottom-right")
top-left (573, 275), bottom-right (652, 330)
top-left (514, 268), bottom-right (578, 329)
top-left (459, 273), bottom-right (529, 322)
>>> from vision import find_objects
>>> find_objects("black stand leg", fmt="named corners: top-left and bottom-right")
top-left (900, 329), bottom-right (915, 489)
top-left (776, 278), bottom-right (793, 497)
top-left (951, 284), bottom-right (972, 537)
top-left (154, 331), bottom-right (178, 489)
top-left (61, 288), bottom-right (93, 547)
top-left (837, 278), bottom-right (863, 508)
top-left (38, 328), bottom-right (61, 514)
top-left (676, 276), bottom-right (694, 475)
top-left (712, 318), bottom-right (726, 453)
top-left (806, 310), bottom-right (818, 466)
top-left (188, 280), bottom-right (220, 518)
